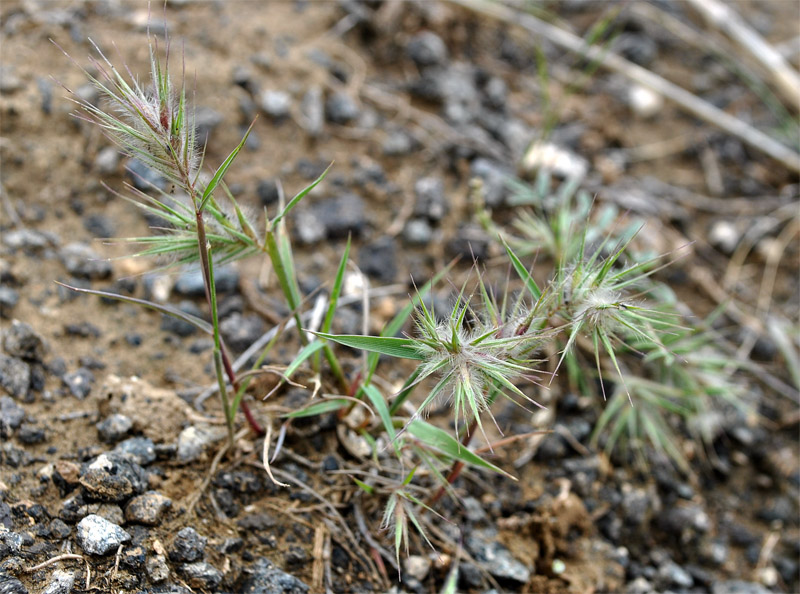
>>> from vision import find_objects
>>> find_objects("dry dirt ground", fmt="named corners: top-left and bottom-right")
top-left (1, 1), bottom-right (798, 593)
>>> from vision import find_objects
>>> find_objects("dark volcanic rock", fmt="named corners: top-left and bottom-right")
top-left (113, 437), bottom-right (156, 466)
top-left (0, 396), bottom-right (25, 437)
top-left (465, 529), bottom-right (530, 584)
top-left (314, 193), bottom-right (366, 239)
top-left (62, 367), bottom-right (94, 399)
top-left (406, 31), bottom-right (449, 68)
top-left (325, 91), bottom-right (359, 124)
top-left (169, 527), bottom-right (207, 563)
top-left (358, 237), bottom-right (398, 283)
top-left (96, 414), bottom-right (133, 443)
top-left (79, 453), bottom-right (148, 502)
top-left (0, 286), bottom-right (20, 318)
top-left (220, 312), bottom-right (265, 352)
top-left (0, 355), bottom-right (30, 400)
top-left (240, 557), bottom-right (309, 594)
top-left (0, 572), bottom-right (28, 594)
top-left (160, 301), bottom-right (205, 337)
top-left (180, 561), bottom-right (223, 590)
top-left (60, 243), bottom-right (112, 280)
top-left (413, 176), bottom-right (448, 221)
top-left (2, 320), bottom-right (46, 362)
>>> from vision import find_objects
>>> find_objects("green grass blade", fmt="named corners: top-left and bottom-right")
top-left (199, 119), bottom-right (255, 211)
top-left (352, 478), bottom-right (374, 494)
top-left (313, 333), bottom-right (426, 360)
top-left (55, 282), bottom-right (213, 334)
top-left (502, 238), bottom-right (541, 300)
top-left (407, 420), bottom-right (515, 479)
top-left (363, 384), bottom-right (400, 456)
top-left (271, 164), bottom-right (331, 227)
top-left (322, 235), bottom-right (351, 334)
top-left (284, 398), bottom-right (350, 419)
top-left (284, 340), bottom-right (326, 378)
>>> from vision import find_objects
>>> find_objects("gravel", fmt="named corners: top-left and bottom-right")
top-left (0, 355), bottom-right (30, 400)
top-left (41, 570), bottom-right (75, 594)
top-left (0, 286), bottom-right (20, 318)
top-left (0, 396), bottom-right (25, 436)
top-left (75, 514), bottom-right (131, 555)
top-left (413, 176), bottom-right (448, 221)
top-left (96, 413), bottom-right (133, 443)
top-left (314, 193), bottom-right (367, 238)
top-left (406, 31), bottom-right (449, 68)
top-left (174, 266), bottom-right (240, 297)
top-left (465, 529), bottom-right (531, 584)
top-left (261, 89), bottom-right (292, 119)
top-left (325, 91), bottom-right (360, 124)
top-left (113, 436), bottom-right (157, 466)
top-left (169, 527), bottom-right (207, 563)
top-left (62, 367), bottom-right (94, 399)
top-left (2, 320), bottom-right (46, 362)
top-left (59, 243), bottom-right (112, 280)
top-left (177, 425), bottom-right (226, 463)
top-left (220, 312), bottom-right (265, 352)
top-left (240, 557), bottom-right (309, 594)
top-left (181, 561), bottom-right (223, 590)
top-left (124, 491), bottom-right (173, 525)
top-left (358, 237), bottom-right (398, 283)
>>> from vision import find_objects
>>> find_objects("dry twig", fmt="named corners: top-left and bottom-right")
top-left (686, 0), bottom-right (800, 106)
top-left (452, 0), bottom-right (800, 173)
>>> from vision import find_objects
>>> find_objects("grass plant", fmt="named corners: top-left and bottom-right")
top-left (60, 25), bottom-right (745, 571)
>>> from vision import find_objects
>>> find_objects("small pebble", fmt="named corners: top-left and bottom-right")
top-left (177, 425), bottom-right (225, 463)
top-left (0, 396), bottom-right (25, 436)
top-left (2, 228), bottom-right (55, 251)
top-left (406, 31), bottom-right (449, 68)
top-left (257, 179), bottom-right (279, 206)
top-left (3, 320), bottom-right (46, 362)
top-left (414, 176), bottom-right (448, 221)
top-left (62, 368), bottom-right (94, 399)
top-left (113, 437), bottom-right (156, 466)
top-left (76, 514), bottom-right (131, 555)
top-left (358, 237), bottom-right (398, 283)
top-left (181, 561), bottom-right (223, 590)
top-left (169, 527), bottom-right (207, 563)
top-left (240, 557), bottom-right (310, 594)
top-left (94, 146), bottom-right (120, 174)
top-left (42, 569), bottom-right (75, 594)
top-left (220, 312), bottom-right (265, 352)
top-left (16, 423), bottom-right (46, 444)
top-left (403, 218), bottom-right (433, 246)
top-left (146, 554), bottom-right (170, 583)
top-left (0, 355), bottom-right (31, 400)
top-left (260, 89), bottom-right (292, 119)
top-left (60, 243), bottom-right (112, 280)
top-left (0, 286), bottom-right (20, 318)
top-left (125, 491), bottom-right (173, 526)
top-left (628, 84), bottom-right (664, 118)
top-left (325, 92), bottom-right (359, 124)
top-left (96, 414), bottom-right (133, 443)
top-left (300, 86), bottom-right (324, 138)
top-left (404, 555), bottom-right (432, 581)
